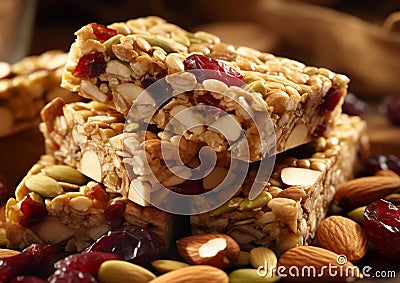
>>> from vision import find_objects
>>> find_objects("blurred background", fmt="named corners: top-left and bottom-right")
top-left (0, 0), bottom-right (399, 187)
top-left (27, 0), bottom-right (400, 97)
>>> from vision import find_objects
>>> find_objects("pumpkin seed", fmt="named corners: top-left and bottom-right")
top-left (25, 174), bottom-right (64, 198)
top-left (44, 165), bottom-right (89, 185)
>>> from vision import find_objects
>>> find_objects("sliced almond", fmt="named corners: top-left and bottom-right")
top-left (35, 217), bottom-right (74, 244)
top-left (128, 179), bottom-right (151, 206)
top-left (80, 151), bottom-right (102, 182)
top-left (280, 167), bottom-right (321, 186)
top-left (209, 114), bottom-right (242, 142)
top-left (284, 123), bottom-right (308, 150)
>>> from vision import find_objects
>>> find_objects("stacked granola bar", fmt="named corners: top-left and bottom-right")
top-left (4, 16), bottom-right (368, 255)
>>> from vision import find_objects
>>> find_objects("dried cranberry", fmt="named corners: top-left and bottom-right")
top-left (72, 52), bottom-right (106, 78)
top-left (171, 180), bottom-right (204, 195)
top-left (196, 93), bottom-right (221, 108)
top-left (364, 199), bottom-right (400, 261)
top-left (0, 244), bottom-right (53, 282)
top-left (104, 199), bottom-right (127, 227)
top-left (342, 92), bottom-right (368, 119)
top-left (86, 183), bottom-right (109, 203)
top-left (90, 23), bottom-right (117, 42)
top-left (48, 269), bottom-right (98, 283)
top-left (84, 225), bottom-right (166, 265)
top-left (19, 196), bottom-right (48, 227)
top-left (379, 95), bottom-right (400, 125)
top-left (54, 251), bottom-right (121, 275)
top-left (312, 123), bottom-right (327, 139)
top-left (363, 153), bottom-right (400, 176)
top-left (9, 276), bottom-right (47, 283)
top-left (183, 54), bottom-right (244, 87)
top-left (319, 86), bottom-right (343, 114)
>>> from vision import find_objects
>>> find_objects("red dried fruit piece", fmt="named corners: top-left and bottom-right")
top-left (86, 183), bottom-right (109, 203)
top-left (171, 180), bottom-right (204, 195)
top-left (85, 225), bottom-right (166, 265)
top-left (379, 94), bottom-right (400, 125)
top-left (342, 92), bottom-right (368, 119)
top-left (90, 23), bottom-right (117, 42)
top-left (319, 86), bottom-right (343, 113)
top-left (72, 52), bottom-right (106, 78)
top-left (363, 153), bottom-right (400, 176)
top-left (311, 122), bottom-right (327, 139)
top-left (54, 251), bottom-right (121, 275)
top-left (0, 244), bottom-right (54, 282)
top-left (196, 93), bottom-right (221, 108)
top-left (19, 196), bottom-right (48, 227)
top-left (9, 276), bottom-right (47, 283)
top-left (183, 54), bottom-right (244, 87)
top-left (364, 199), bottom-right (400, 261)
top-left (48, 269), bottom-right (98, 283)
top-left (104, 199), bottom-right (127, 222)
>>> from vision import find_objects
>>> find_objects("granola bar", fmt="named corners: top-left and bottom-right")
top-left (5, 155), bottom-right (173, 252)
top-left (61, 16), bottom-right (349, 160)
top-left (0, 50), bottom-right (80, 137)
top-left (40, 98), bottom-right (204, 205)
top-left (190, 114), bottom-right (369, 255)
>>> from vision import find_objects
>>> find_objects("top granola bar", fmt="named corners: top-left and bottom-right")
top-left (61, 16), bottom-right (349, 160)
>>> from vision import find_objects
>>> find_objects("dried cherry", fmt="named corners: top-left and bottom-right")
top-left (364, 199), bottom-right (400, 261)
top-left (171, 180), bottom-right (204, 195)
top-left (342, 92), bottom-right (368, 119)
top-left (48, 269), bottom-right (98, 283)
top-left (104, 199), bottom-right (127, 222)
top-left (84, 225), bottom-right (166, 265)
top-left (19, 196), bottom-right (48, 227)
top-left (379, 94), bottom-right (400, 125)
top-left (0, 244), bottom-right (54, 282)
top-left (54, 251), bottom-right (121, 276)
top-left (72, 52), bottom-right (106, 78)
top-left (195, 93), bottom-right (221, 108)
top-left (183, 54), bottom-right (244, 87)
top-left (90, 23), bottom-right (117, 42)
top-left (363, 153), bottom-right (400, 176)
top-left (86, 183), bottom-right (109, 203)
top-left (9, 276), bottom-right (47, 283)
top-left (319, 86), bottom-right (343, 114)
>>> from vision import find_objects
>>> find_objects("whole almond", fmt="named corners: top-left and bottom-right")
top-left (277, 246), bottom-right (362, 282)
top-left (316, 215), bottom-right (367, 262)
top-left (333, 176), bottom-right (400, 208)
top-left (149, 265), bottom-right (229, 283)
top-left (374, 169), bottom-right (399, 178)
top-left (176, 234), bottom-right (240, 269)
